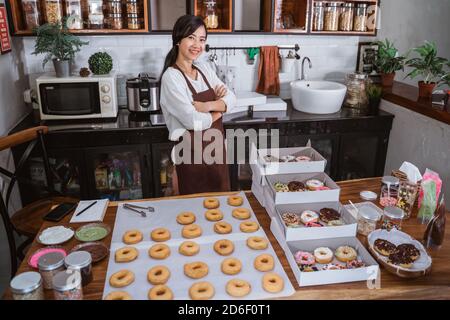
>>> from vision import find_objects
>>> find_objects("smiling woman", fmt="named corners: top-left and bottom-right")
top-left (159, 14), bottom-right (236, 195)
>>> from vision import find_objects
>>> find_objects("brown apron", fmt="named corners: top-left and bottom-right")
top-left (173, 64), bottom-right (230, 195)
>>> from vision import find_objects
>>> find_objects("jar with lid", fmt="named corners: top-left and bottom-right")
top-left (52, 269), bottom-right (83, 300)
top-left (127, 14), bottom-right (143, 29)
top-left (65, 0), bottom-right (83, 29)
top-left (21, 0), bottom-right (42, 30)
top-left (379, 176), bottom-right (400, 207)
top-left (44, 0), bottom-right (63, 24)
top-left (126, 0), bottom-right (141, 14)
top-left (324, 2), bottom-right (342, 31)
top-left (107, 0), bottom-right (122, 14)
top-left (344, 72), bottom-right (369, 109)
top-left (396, 180), bottom-right (419, 219)
top-left (312, 1), bottom-right (325, 31)
top-left (204, 0), bottom-right (219, 29)
top-left (357, 205), bottom-right (381, 236)
top-left (64, 251), bottom-right (93, 286)
top-left (339, 2), bottom-right (354, 31)
top-left (108, 13), bottom-right (123, 29)
top-left (37, 251), bottom-right (65, 289)
top-left (10, 272), bottom-right (44, 300)
top-left (354, 3), bottom-right (368, 32)
top-left (381, 206), bottom-right (405, 231)
top-left (88, 0), bottom-right (104, 29)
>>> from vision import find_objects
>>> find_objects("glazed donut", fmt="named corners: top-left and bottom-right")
top-left (179, 241), bottom-right (200, 256)
top-left (122, 230), bottom-right (143, 245)
top-left (239, 221), bottom-right (260, 233)
top-left (147, 265), bottom-right (171, 285)
top-left (254, 254), bottom-right (275, 272)
top-left (213, 239), bottom-right (235, 256)
top-left (184, 261), bottom-right (209, 279)
top-left (104, 291), bottom-right (132, 300)
top-left (176, 212), bottom-right (196, 225)
top-left (294, 251), bottom-right (315, 265)
top-left (227, 195), bottom-right (243, 207)
top-left (232, 208), bottom-right (251, 220)
top-left (306, 179), bottom-right (325, 191)
top-left (246, 236), bottom-right (268, 250)
top-left (189, 282), bottom-right (215, 300)
top-left (182, 224), bottom-right (203, 239)
top-left (226, 279), bottom-right (251, 297)
top-left (205, 209), bottom-right (223, 222)
top-left (109, 270), bottom-right (135, 288)
top-left (213, 221), bottom-right (232, 234)
top-left (262, 272), bottom-right (284, 293)
top-left (295, 155), bottom-right (311, 162)
top-left (221, 257), bottom-right (242, 275)
top-left (314, 247), bottom-right (334, 264)
top-left (300, 210), bottom-right (319, 224)
top-left (115, 246), bottom-right (139, 263)
top-left (148, 244), bottom-right (171, 260)
top-left (335, 246), bottom-right (358, 263)
top-left (151, 228), bottom-right (171, 242)
top-left (203, 197), bottom-right (220, 209)
top-left (148, 285), bottom-right (174, 300)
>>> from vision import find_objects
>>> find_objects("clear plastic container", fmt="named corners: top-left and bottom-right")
top-left (344, 72), bottom-right (369, 108)
top-left (10, 272), bottom-right (44, 300)
top-left (21, 0), bottom-right (42, 30)
top-left (107, 0), bottom-right (122, 14)
top-left (127, 13), bottom-right (143, 29)
top-left (380, 176), bottom-right (400, 207)
top-left (65, 0), bottom-right (83, 29)
top-left (37, 251), bottom-right (65, 289)
top-left (64, 251), bottom-right (93, 286)
top-left (339, 2), bottom-right (354, 31)
top-left (312, 1), bottom-right (325, 31)
top-left (324, 2), bottom-right (342, 31)
top-left (354, 3), bottom-right (368, 32)
top-left (396, 180), bottom-right (419, 219)
top-left (381, 206), bottom-right (405, 231)
top-left (108, 13), bottom-right (123, 29)
top-left (44, 0), bottom-right (63, 24)
top-left (357, 204), bottom-right (381, 236)
top-left (53, 269), bottom-right (83, 300)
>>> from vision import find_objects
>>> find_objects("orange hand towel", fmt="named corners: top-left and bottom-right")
top-left (256, 46), bottom-right (280, 96)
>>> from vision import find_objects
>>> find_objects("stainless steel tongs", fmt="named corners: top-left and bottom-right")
top-left (123, 203), bottom-right (155, 217)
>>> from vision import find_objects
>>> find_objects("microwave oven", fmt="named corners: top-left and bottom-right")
top-left (36, 71), bottom-right (118, 120)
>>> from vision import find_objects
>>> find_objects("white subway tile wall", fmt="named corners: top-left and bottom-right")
top-left (21, 35), bottom-right (360, 100)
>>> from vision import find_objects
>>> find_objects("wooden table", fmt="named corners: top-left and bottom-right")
top-left (4, 178), bottom-right (450, 300)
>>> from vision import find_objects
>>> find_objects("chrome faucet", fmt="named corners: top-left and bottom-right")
top-left (301, 57), bottom-right (312, 80)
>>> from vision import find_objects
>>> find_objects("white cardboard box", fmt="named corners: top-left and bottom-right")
top-left (270, 218), bottom-right (380, 287)
top-left (235, 91), bottom-right (267, 107)
top-left (251, 180), bottom-right (266, 208)
top-left (274, 202), bottom-right (357, 241)
top-left (265, 172), bottom-right (340, 204)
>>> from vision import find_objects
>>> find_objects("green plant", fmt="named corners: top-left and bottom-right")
top-left (405, 41), bottom-right (449, 86)
top-left (373, 39), bottom-right (406, 74)
top-left (366, 83), bottom-right (383, 99)
top-left (31, 19), bottom-right (89, 68)
top-left (88, 52), bottom-right (114, 75)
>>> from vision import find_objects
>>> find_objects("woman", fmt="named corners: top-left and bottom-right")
top-left (160, 15), bottom-right (236, 195)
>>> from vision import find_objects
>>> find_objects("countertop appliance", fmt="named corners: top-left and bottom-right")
top-left (126, 73), bottom-right (160, 113)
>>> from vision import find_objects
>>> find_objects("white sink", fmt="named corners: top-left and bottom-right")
top-left (290, 80), bottom-right (347, 114)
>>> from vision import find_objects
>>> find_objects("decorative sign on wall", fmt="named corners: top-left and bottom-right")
top-left (0, 4), bottom-right (12, 54)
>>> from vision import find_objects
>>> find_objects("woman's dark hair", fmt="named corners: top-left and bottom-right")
top-left (161, 15), bottom-right (207, 78)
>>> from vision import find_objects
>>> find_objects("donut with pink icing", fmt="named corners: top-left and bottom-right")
top-left (300, 210), bottom-right (319, 224)
top-left (294, 251), bottom-right (315, 265)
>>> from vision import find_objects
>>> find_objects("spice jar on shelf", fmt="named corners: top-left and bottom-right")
top-left (204, 0), bottom-right (219, 29)
top-left (354, 3), bottom-right (368, 32)
top-left (380, 176), bottom-right (400, 207)
top-left (126, 0), bottom-right (141, 14)
top-left (37, 251), bottom-right (65, 290)
top-left (344, 72), bottom-right (369, 109)
top-left (44, 0), bottom-right (63, 24)
top-left (21, 0), bottom-right (42, 30)
top-left (108, 14), bottom-right (123, 29)
top-left (65, 0), bottom-right (84, 30)
top-left (107, 0), bottom-right (122, 14)
top-left (127, 13), bottom-right (143, 29)
top-left (339, 2), bottom-right (354, 31)
top-left (381, 206), bottom-right (405, 231)
top-left (52, 269), bottom-right (83, 300)
top-left (10, 272), bottom-right (44, 300)
top-left (64, 251), bottom-right (93, 286)
top-left (312, 1), bottom-right (325, 31)
top-left (88, 0), bottom-right (104, 29)
top-left (324, 2), bottom-right (342, 31)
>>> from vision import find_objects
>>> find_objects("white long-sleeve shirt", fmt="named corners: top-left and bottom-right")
top-left (160, 62), bottom-right (236, 141)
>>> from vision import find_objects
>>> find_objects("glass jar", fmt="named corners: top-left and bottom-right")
top-left (312, 2), bottom-right (325, 31)
top-left (344, 72), bottom-right (369, 109)
top-left (52, 269), bottom-right (83, 300)
top-left (339, 2), bottom-right (354, 31)
top-left (21, 0), bottom-right (42, 30)
top-left (44, 0), bottom-right (63, 24)
top-left (324, 2), bottom-right (342, 31)
top-left (126, 0), bottom-right (140, 14)
top-left (108, 13), bottom-right (123, 29)
top-left (107, 0), bottom-right (122, 14)
top-left (354, 3), bottom-right (368, 32)
top-left (380, 176), bottom-right (400, 207)
top-left (88, 0), bottom-right (104, 15)
top-left (65, 0), bottom-right (83, 29)
top-left (204, 0), bottom-right (219, 29)
top-left (88, 0), bottom-right (104, 29)
top-left (37, 251), bottom-right (65, 289)
top-left (127, 13), bottom-right (142, 29)
top-left (64, 251), bottom-right (93, 286)
top-left (357, 205), bottom-right (381, 236)
top-left (381, 206), bottom-right (405, 231)
top-left (10, 272), bottom-right (44, 300)
top-left (396, 180), bottom-right (419, 219)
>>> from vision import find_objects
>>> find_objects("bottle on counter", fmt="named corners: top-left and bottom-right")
top-left (37, 251), bottom-right (66, 290)
top-left (44, 0), bottom-right (63, 24)
top-left (10, 272), bottom-right (44, 300)
top-left (52, 269), bottom-right (83, 300)
top-left (381, 206), bottom-right (405, 231)
top-left (354, 3), bottom-right (368, 32)
top-left (380, 176), bottom-right (400, 207)
top-left (64, 251), bottom-right (93, 286)
top-left (312, 1), bottom-right (325, 31)
top-left (344, 72), bottom-right (369, 109)
top-left (21, 0), bottom-right (42, 30)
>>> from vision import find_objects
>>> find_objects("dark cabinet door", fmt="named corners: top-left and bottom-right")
top-left (151, 142), bottom-right (176, 197)
top-left (84, 145), bottom-right (152, 201)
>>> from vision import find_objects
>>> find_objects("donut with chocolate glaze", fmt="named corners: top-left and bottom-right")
top-left (387, 251), bottom-right (414, 268)
top-left (373, 239), bottom-right (397, 256)
top-left (396, 243), bottom-right (421, 261)
top-left (287, 181), bottom-right (305, 192)
top-left (319, 208), bottom-right (341, 223)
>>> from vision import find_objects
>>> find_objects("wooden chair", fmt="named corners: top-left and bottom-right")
top-left (0, 126), bottom-right (78, 278)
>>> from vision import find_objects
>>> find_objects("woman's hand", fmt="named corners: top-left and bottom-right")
top-left (192, 101), bottom-right (211, 113)
top-left (211, 111), bottom-right (223, 123)
top-left (214, 85), bottom-right (227, 99)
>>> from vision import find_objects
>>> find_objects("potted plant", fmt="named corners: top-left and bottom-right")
top-left (405, 41), bottom-right (450, 98)
top-left (88, 52), bottom-right (114, 75)
top-left (366, 83), bottom-right (383, 114)
top-left (373, 39), bottom-right (406, 87)
top-left (32, 19), bottom-right (88, 77)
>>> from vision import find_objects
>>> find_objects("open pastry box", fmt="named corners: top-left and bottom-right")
top-left (265, 172), bottom-right (340, 204)
top-left (274, 202), bottom-right (357, 241)
top-left (270, 218), bottom-right (380, 287)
